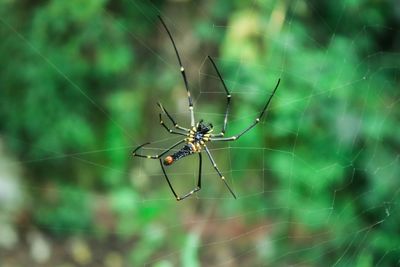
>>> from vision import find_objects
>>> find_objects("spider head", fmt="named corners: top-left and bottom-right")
top-left (197, 119), bottom-right (213, 134)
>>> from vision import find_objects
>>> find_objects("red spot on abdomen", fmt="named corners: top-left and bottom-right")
top-left (163, 156), bottom-right (174, 166)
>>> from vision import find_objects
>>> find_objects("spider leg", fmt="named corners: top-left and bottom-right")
top-left (204, 145), bottom-right (236, 199)
top-left (157, 102), bottom-right (190, 132)
top-left (132, 139), bottom-right (185, 159)
top-left (207, 56), bottom-right (231, 138)
top-left (210, 78), bottom-right (280, 142)
top-left (158, 16), bottom-right (195, 127)
top-left (160, 153), bottom-right (202, 201)
top-left (159, 114), bottom-right (189, 136)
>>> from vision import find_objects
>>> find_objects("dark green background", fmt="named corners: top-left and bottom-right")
top-left (0, 0), bottom-right (399, 266)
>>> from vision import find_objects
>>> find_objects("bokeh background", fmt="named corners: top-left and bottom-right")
top-left (1, 0), bottom-right (399, 266)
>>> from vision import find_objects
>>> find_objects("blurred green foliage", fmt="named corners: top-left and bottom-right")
top-left (0, 0), bottom-right (399, 266)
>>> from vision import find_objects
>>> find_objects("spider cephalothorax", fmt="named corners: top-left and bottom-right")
top-left (163, 120), bottom-right (213, 166)
top-left (132, 16), bottom-right (280, 201)
top-left (192, 120), bottom-right (213, 143)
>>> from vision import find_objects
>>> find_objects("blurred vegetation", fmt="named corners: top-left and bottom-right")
top-left (0, 0), bottom-right (399, 266)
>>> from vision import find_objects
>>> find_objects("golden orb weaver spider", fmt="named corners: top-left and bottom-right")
top-left (132, 16), bottom-right (281, 201)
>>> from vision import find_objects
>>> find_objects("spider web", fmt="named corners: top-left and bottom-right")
top-left (0, 0), bottom-right (399, 266)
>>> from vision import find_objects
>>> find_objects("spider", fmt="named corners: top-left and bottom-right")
top-left (132, 16), bottom-right (280, 201)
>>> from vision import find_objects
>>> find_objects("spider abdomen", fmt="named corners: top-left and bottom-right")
top-left (163, 143), bottom-right (196, 166)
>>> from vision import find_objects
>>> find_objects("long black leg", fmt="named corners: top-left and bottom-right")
top-left (132, 139), bottom-right (185, 159)
top-left (204, 145), bottom-right (236, 199)
top-left (159, 153), bottom-right (202, 201)
top-left (158, 16), bottom-right (195, 127)
top-left (159, 158), bottom-right (179, 199)
top-left (159, 114), bottom-right (188, 136)
top-left (211, 78), bottom-right (280, 142)
top-left (157, 102), bottom-right (190, 132)
top-left (207, 56), bottom-right (231, 137)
